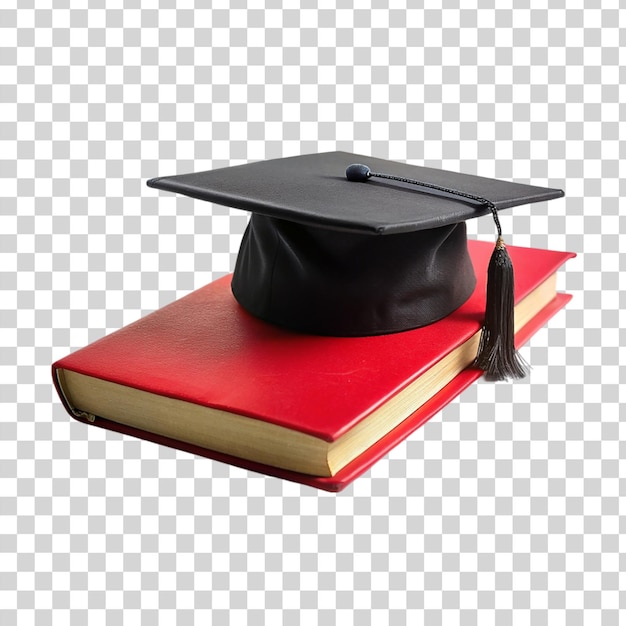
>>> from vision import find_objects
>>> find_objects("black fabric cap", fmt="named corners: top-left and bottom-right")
top-left (147, 152), bottom-right (564, 336)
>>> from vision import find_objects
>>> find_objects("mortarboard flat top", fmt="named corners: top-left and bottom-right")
top-left (147, 151), bottom-right (564, 235)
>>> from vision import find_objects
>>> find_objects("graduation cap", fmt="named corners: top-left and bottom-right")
top-left (147, 152), bottom-right (564, 381)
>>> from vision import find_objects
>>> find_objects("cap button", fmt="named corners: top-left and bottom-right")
top-left (345, 164), bottom-right (371, 182)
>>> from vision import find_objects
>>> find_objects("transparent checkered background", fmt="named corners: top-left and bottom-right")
top-left (1, 2), bottom-right (623, 624)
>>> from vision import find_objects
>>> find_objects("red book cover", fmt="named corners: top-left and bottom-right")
top-left (52, 240), bottom-right (574, 491)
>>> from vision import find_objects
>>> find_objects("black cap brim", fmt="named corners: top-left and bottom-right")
top-left (147, 151), bottom-right (564, 235)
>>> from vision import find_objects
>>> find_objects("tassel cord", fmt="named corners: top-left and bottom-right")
top-left (370, 171), bottom-right (503, 237)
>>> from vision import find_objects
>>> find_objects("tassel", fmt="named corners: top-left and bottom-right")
top-left (343, 164), bottom-right (531, 381)
top-left (473, 236), bottom-right (529, 381)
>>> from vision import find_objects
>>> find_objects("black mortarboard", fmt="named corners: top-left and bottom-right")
top-left (147, 152), bottom-right (564, 380)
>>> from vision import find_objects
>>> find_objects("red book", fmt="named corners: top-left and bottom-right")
top-left (52, 240), bottom-right (574, 491)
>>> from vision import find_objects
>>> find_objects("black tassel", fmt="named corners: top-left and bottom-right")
top-left (473, 236), bottom-right (529, 381)
top-left (343, 164), bottom-right (531, 381)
